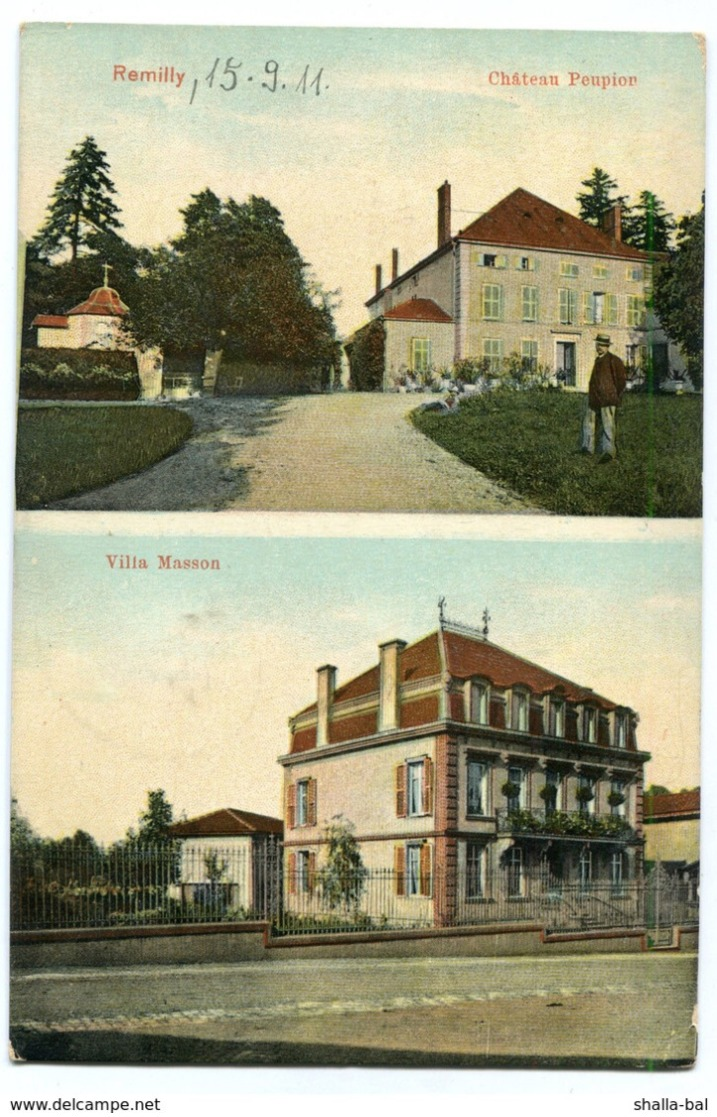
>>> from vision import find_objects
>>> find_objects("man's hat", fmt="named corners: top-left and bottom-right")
top-left (595, 334), bottom-right (611, 346)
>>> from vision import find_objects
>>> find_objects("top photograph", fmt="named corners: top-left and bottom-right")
top-left (15, 24), bottom-right (705, 515)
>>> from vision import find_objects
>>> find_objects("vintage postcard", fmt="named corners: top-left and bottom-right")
top-left (15, 24), bottom-right (704, 515)
top-left (9, 20), bottom-right (706, 1077)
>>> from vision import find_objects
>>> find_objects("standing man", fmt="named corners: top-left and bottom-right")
top-left (581, 333), bottom-right (628, 462)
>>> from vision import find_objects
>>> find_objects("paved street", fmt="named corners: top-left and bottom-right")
top-left (51, 394), bottom-right (539, 513)
top-left (11, 953), bottom-right (697, 1067)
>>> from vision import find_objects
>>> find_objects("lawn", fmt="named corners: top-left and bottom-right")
top-left (15, 404), bottom-right (194, 508)
top-left (411, 391), bottom-right (702, 517)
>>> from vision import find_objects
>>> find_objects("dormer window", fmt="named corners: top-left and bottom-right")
top-left (468, 679), bottom-right (490, 725)
top-left (582, 705), bottom-right (597, 744)
top-left (511, 689), bottom-right (530, 733)
top-left (548, 696), bottom-right (565, 737)
top-left (614, 710), bottom-right (628, 749)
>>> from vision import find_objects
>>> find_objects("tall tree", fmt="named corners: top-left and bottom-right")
top-left (577, 167), bottom-right (630, 228)
top-left (128, 190), bottom-right (338, 376)
top-left (653, 199), bottom-right (705, 388)
top-left (622, 191), bottom-right (676, 252)
top-left (32, 136), bottom-right (122, 262)
top-left (134, 789), bottom-right (175, 845)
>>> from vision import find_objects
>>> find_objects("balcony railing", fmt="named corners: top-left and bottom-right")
top-left (495, 807), bottom-right (636, 841)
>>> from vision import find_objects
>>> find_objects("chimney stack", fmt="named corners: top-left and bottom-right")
top-left (392, 248), bottom-right (399, 281)
top-left (375, 264), bottom-right (383, 296)
top-left (378, 639), bottom-right (407, 731)
top-left (437, 180), bottom-right (452, 247)
top-left (600, 203), bottom-right (622, 243)
top-left (316, 664), bottom-right (337, 747)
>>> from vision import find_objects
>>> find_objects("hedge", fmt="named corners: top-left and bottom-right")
top-left (19, 347), bottom-right (140, 401)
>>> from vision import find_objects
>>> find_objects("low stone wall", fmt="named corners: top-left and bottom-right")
top-left (11, 923), bottom-right (269, 971)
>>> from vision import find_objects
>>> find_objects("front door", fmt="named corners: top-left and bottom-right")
top-left (556, 341), bottom-right (576, 387)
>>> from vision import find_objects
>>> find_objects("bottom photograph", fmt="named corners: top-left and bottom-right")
top-left (10, 522), bottom-right (700, 1068)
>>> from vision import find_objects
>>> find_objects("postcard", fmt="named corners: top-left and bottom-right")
top-left (9, 20), bottom-right (706, 1075)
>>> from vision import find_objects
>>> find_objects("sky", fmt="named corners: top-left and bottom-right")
top-left (17, 25), bottom-right (706, 336)
top-left (12, 516), bottom-right (701, 843)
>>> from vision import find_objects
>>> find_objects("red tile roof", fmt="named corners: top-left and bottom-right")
top-left (644, 789), bottom-right (700, 820)
top-left (458, 188), bottom-right (648, 261)
top-left (384, 297), bottom-right (453, 323)
top-left (169, 808), bottom-right (282, 837)
top-left (67, 285), bottom-right (129, 317)
top-left (31, 314), bottom-right (69, 328)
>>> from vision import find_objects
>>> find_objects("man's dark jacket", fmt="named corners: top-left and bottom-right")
top-left (588, 351), bottom-right (627, 410)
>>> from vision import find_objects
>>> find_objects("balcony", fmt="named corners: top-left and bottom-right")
top-left (496, 807), bottom-right (636, 842)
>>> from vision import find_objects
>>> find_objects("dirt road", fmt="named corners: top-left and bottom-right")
top-left (51, 394), bottom-right (540, 513)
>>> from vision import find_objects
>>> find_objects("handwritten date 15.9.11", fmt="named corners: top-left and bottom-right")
top-left (189, 58), bottom-right (326, 103)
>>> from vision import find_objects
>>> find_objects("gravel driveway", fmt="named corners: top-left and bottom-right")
top-left (51, 393), bottom-right (540, 513)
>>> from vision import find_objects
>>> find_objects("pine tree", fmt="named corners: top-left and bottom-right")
top-left (577, 167), bottom-right (630, 228)
top-left (622, 190), bottom-right (676, 252)
top-left (32, 136), bottom-right (122, 261)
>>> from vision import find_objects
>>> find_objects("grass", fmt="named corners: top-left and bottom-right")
top-left (16, 404), bottom-right (194, 508)
top-left (412, 390), bottom-right (702, 517)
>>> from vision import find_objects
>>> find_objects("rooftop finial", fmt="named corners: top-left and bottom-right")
top-left (438, 596), bottom-right (446, 626)
top-left (102, 262), bottom-right (112, 287)
top-left (482, 607), bottom-right (491, 640)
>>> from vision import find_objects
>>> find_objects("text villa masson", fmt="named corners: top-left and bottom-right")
top-left (105, 554), bottom-right (221, 571)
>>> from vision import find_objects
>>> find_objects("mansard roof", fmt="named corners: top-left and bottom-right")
top-left (169, 807), bottom-right (283, 837)
top-left (458, 187), bottom-right (648, 261)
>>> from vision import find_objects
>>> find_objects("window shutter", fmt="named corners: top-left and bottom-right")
top-left (583, 291), bottom-right (593, 323)
top-left (394, 844), bottom-right (406, 896)
top-left (308, 851), bottom-right (317, 894)
top-left (395, 763), bottom-right (407, 817)
top-left (287, 851), bottom-right (296, 894)
top-left (307, 778), bottom-right (317, 826)
top-left (607, 293), bottom-right (618, 325)
top-left (422, 756), bottom-right (433, 815)
top-left (420, 843), bottom-right (432, 897)
top-left (286, 783), bottom-right (296, 830)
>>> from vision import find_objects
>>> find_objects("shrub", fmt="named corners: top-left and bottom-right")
top-left (19, 347), bottom-right (140, 400)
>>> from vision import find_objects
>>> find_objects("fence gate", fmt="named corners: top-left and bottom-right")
top-left (645, 864), bottom-right (698, 948)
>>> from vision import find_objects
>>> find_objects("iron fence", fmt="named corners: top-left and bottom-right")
top-left (11, 839), bottom-right (698, 938)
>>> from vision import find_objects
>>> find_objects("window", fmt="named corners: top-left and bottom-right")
top-left (582, 706), bottom-right (597, 744)
top-left (548, 697), bottom-right (565, 738)
top-left (579, 848), bottom-right (593, 889)
top-left (469, 680), bottom-right (489, 725)
top-left (511, 690), bottom-right (529, 732)
top-left (560, 260), bottom-right (579, 278)
top-left (626, 344), bottom-right (647, 369)
top-left (506, 765), bottom-right (524, 812)
top-left (465, 842), bottom-right (484, 899)
top-left (593, 263), bottom-right (609, 279)
top-left (627, 295), bottom-right (646, 327)
top-left (521, 285), bottom-right (538, 321)
top-left (396, 842), bottom-right (432, 897)
top-left (610, 778), bottom-right (627, 817)
top-left (288, 849), bottom-right (316, 894)
top-left (543, 768), bottom-right (561, 813)
top-left (411, 337), bottom-right (431, 372)
top-left (482, 284), bottom-right (504, 319)
top-left (479, 253), bottom-right (508, 268)
top-left (467, 759), bottom-right (488, 816)
top-left (287, 778), bottom-right (317, 828)
top-left (558, 288), bottom-right (577, 325)
top-left (521, 340), bottom-right (538, 373)
top-left (610, 851), bottom-right (625, 892)
top-left (396, 757), bottom-right (433, 817)
top-left (626, 265), bottom-right (643, 282)
top-left (507, 846), bottom-right (523, 897)
top-left (577, 773), bottom-right (596, 815)
top-left (517, 256), bottom-right (535, 271)
top-left (482, 338), bottom-right (503, 372)
top-left (614, 711), bottom-right (628, 749)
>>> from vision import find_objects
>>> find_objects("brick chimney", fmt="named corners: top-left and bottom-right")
top-left (392, 248), bottom-right (399, 281)
top-left (437, 180), bottom-right (452, 247)
top-left (375, 264), bottom-right (383, 296)
top-left (378, 639), bottom-right (407, 731)
top-left (600, 203), bottom-right (622, 243)
top-left (316, 664), bottom-right (337, 747)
